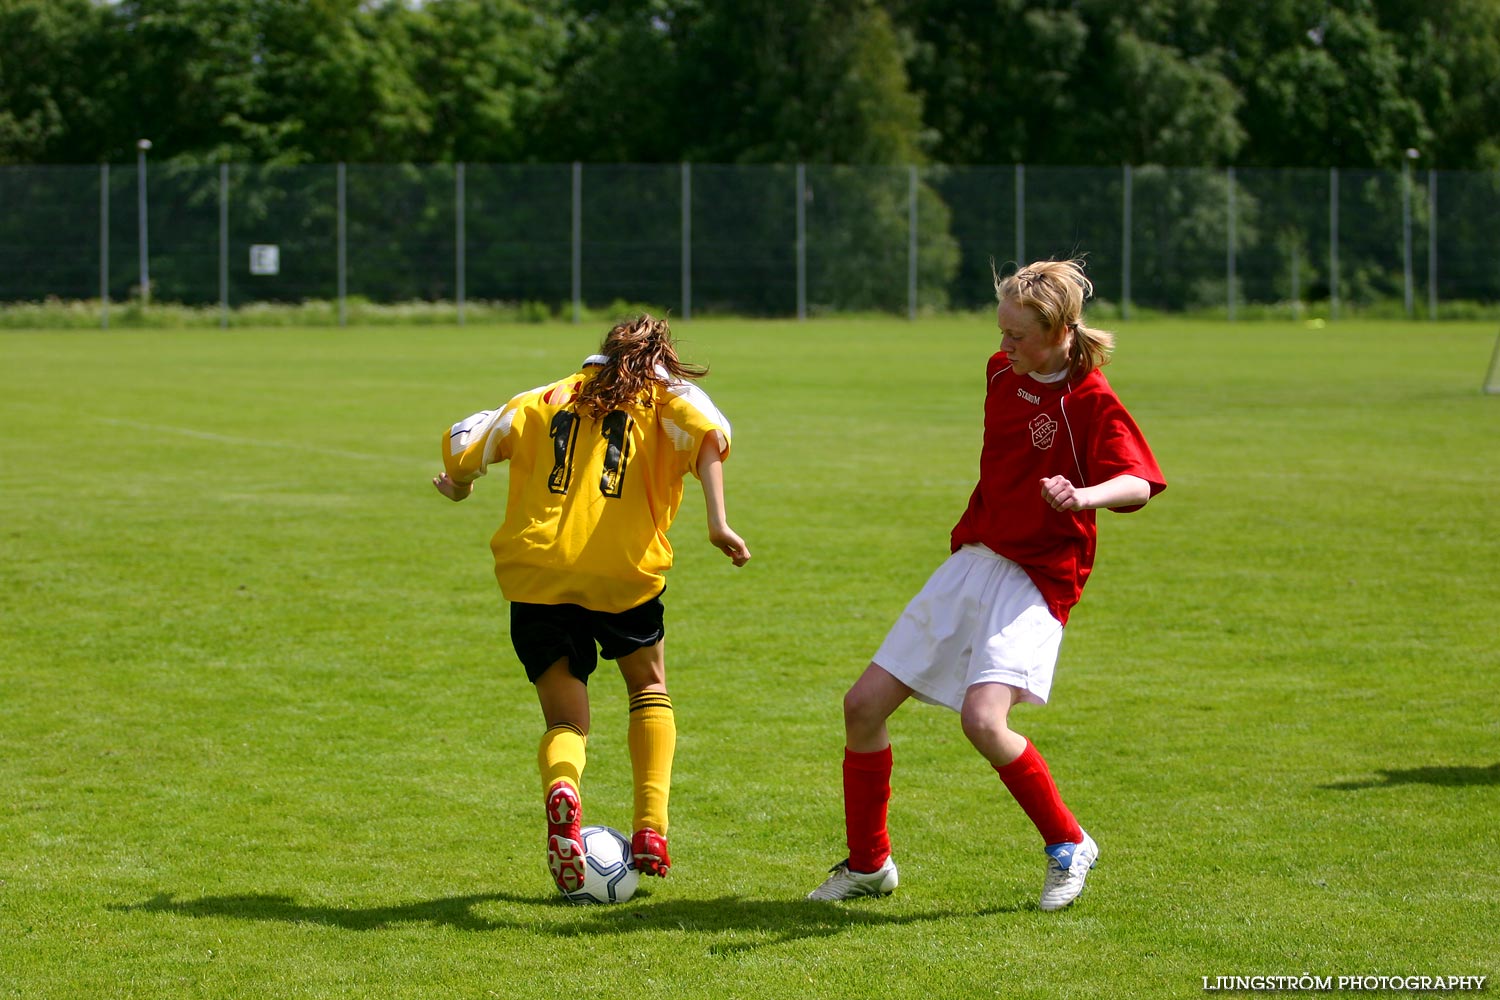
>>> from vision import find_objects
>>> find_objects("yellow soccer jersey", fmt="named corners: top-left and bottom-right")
top-left (443, 361), bottom-right (732, 613)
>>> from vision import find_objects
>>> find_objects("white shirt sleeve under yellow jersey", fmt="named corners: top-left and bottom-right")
top-left (442, 367), bottom-right (732, 613)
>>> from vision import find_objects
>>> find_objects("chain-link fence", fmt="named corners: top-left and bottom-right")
top-left (2, 161), bottom-right (1495, 323)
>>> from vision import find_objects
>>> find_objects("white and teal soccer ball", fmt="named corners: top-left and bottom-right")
top-left (560, 825), bottom-right (640, 904)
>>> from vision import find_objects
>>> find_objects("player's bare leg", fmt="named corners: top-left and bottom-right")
top-left (959, 681), bottom-right (1028, 766)
top-left (808, 663), bottom-right (910, 900)
top-left (842, 662), bottom-right (914, 754)
top-left (963, 681), bottom-right (1096, 910)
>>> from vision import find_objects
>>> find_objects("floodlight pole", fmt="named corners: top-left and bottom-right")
top-left (136, 139), bottom-right (152, 307)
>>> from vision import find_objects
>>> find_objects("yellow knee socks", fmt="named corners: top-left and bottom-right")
top-left (538, 722), bottom-right (587, 795)
top-left (628, 692), bottom-right (675, 834)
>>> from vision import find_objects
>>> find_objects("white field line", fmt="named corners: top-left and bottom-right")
top-left (99, 417), bottom-right (432, 469)
top-left (19, 409), bottom-right (1497, 488)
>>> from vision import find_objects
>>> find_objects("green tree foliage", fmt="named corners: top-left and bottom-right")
top-left (399, 0), bottom-right (565, 163)
top-left (5, 0), bottom-right (1500, 317)
top-left (518, 0), bottom-right (682, 162)
top-left (246, 0), bottom-right (430, 163)
top-left (3, 0), bottom-right (1498, 170)
top-left (0, 0), bottom-right (126, 163)
top-left (1368, 0), bottom-right (1500, 169)
top-left (888, 0), bottom-right (1497, 170)
top-left (529, 0), bottom-right (928, 165)
top-left (1076, 0), bottom-right (1245, 166)
top-left (108, 0), bottom-right (292, 164)
top-left (890, 0), bottom-right (1088, 165)
top-left (0, 0), bottom-right (557, 165)
top-left (1216, 0), bottom-right (1428, 168)
top-left (671, 0), bottom-right (928, 165)
top-left (890, 0), bottom-right (1244, 166)
top-left (523, 0), bottom-right (953, 313)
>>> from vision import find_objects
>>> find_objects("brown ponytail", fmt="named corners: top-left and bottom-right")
top-left (572, 314), bottom-right (707, 418)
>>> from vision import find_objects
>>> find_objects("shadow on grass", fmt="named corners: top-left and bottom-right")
top-left (111, 890), bottom-right (1025, 951)
top-left (1321, 762), bottom-right (1500, 791)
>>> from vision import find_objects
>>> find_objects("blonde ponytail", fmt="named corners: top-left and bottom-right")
top-left (993, 258), bottom-right (1114, 378)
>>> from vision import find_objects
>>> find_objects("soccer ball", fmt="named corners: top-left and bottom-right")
top-left (559, 825), bottom-right (640, 904)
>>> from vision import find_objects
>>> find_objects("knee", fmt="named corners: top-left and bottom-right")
top-left (623, 674), bottom-right (667, 698)
top-left (842, 685), bottom-right (883, 733)
top-left (960, 702), bottom-right (1009, 749)
top-left (617, 648), bottom-right (667, 696)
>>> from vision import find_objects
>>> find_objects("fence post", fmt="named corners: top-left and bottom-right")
top-left (99, 164), bottom-right (109, 330)
top-left (1329, 167), bottom-right (1340, 320)
top-left (1014, 163), bottom-right (1025, 265)
top-left (1291, 244), bottom-right (1301, 319)
top-left (1402, 157), bottom-right (1414, 318)
top-left (219, 163), bottom-right (229, 328)
top-left (456, 162), bottom-right (466, 326)
top-left (1428, 169), bottom-right (1437, 320)
top-left (907, 165), bottom-right (918, 321)
top-left (681, 162), bottom-right (692, 321)
top-left (1121, 163), bottom-right (1132, 320)
top-left (571, 161), bottom-right (582, 324)
top-left (1226, 166), bottom-right (1236, 321)
top-left (336, 162), bottom-right (347, 327)
top-left (136, 140), bottom-right (151, 307)
top-left (796, 163), bottom-right (807, 321)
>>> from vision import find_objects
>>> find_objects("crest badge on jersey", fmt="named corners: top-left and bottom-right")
top-left (1029, 413), bottom-right (1059, 450)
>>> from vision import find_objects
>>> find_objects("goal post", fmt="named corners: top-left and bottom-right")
top-left (1486, 329), bottom-right (1500, 394)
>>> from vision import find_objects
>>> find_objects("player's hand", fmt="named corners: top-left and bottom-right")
top-left (708, 524), bottom-right (751, 567)
top-left (1040, 475), bottom-right (1086, 512)
top-left (433, 473), bottom-right (474, 502)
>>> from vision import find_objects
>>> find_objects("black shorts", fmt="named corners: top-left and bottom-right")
top-left (509, 596), bottom-right (666, 684)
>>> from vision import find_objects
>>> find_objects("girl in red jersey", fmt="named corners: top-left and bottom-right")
top-left (808, 259), bottom-right (1165, 909)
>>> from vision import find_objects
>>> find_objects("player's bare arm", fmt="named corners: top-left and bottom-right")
top-left (433, 472), bottom-right (474, 502)
top-left (695, 436), bottom-right (750, 566)
top-left (1040, 473), bottom-right (1150, 512)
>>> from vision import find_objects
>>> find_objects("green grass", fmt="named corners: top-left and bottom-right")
top-left (2, 317), bottom-right (1498, 998)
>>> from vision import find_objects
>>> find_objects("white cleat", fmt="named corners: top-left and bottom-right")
top-left (807, 857), bottom-right (899, 900)
top-left (1039, 831), bottom-right (1098, 911)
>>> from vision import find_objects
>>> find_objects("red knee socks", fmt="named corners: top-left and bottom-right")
top-left (994, 739), bottom-right (1083, 845)
top-left (843, 745), bottom-right (893, 873)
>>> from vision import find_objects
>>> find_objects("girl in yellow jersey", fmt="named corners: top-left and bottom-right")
top-left (434, 314), bottom-right (751, 893)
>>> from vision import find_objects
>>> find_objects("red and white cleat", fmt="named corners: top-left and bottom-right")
top-left (631, 827), bottom-right (671, 877)
top-left (546, 782), bottom-right (585, 892)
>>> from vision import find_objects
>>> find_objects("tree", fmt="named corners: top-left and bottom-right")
top-left (104, 0), bottom-right (290, 164)
top-left (248, 0), bottom-right (429, 163)
top-left (530, 0), bottom-right (929, 165)
top-left (1215, 0), bottom-right (1429, 168)
top-left (671, 0), bottom-right (928, 165)
top-left (523, 0), bottom-right (955, 313)
top-left (400, 0), bottom-right (566, 163)
top-left (886, 0), bottom-right (1243, 166)
top-left (887, 0), bottom-right (1089, 165)
top-left (1370, 0), bottom-right (1500, 169)
top-left (0, 0), bottom-right (127, 163)
top-left (1070, 33), bottom-right (1242, 165)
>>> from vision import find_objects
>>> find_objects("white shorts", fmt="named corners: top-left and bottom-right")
top-left (873, 544), bottom-right (1065, 711)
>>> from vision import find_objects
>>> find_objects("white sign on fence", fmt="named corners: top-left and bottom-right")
top-left (249, 244), bottom-right (280, 276)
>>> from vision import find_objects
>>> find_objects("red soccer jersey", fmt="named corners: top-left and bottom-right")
top-left (950, 353), bottom-right (1166, 624)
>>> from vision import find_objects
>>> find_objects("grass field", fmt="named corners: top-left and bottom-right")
top-left (2, 316), bottom-right (1498, 999)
